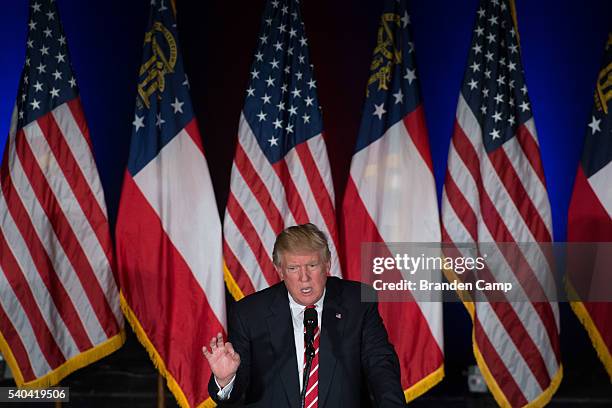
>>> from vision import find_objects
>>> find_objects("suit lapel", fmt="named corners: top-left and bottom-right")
top-left (266, 284), bottom-right (300, 408)
top-left (319, 278), bottom-right (347, 408)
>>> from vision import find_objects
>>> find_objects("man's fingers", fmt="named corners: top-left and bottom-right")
top-left (225, 342), bottom-right (240, 363)
top-left (204, 334), bottom-right (230, 363)
top-left (216, 332), bottom-right (224, 348)
top-left (231, 351), bottom-right (240, 363)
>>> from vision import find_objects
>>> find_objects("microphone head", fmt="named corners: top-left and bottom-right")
top-left (303, 307), bottom-right (318, 328)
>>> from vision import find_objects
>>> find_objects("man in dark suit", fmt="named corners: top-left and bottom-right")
top-left (203, 223), bottom-right (406, 407)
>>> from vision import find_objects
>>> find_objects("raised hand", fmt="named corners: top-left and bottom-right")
top-left (202, 332), bottom-right (241, 387)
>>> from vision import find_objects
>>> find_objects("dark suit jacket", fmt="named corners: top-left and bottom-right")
top-left (209, 277), bottom-right (407, 407)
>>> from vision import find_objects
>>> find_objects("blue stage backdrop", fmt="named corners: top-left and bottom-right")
top-left (0, 0), bottom-right (610, 396)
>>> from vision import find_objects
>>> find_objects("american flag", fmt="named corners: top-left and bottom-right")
top-left (115, 1), bottom-right (225, 407)
top-left (0, 0), bottom-right (124, 387)
top-left (440, 0), bottom-right (562, 406)
top-left (223, 0), bottom-right (340, 299)
top-left (341, 0), bottom-right (443, 401)
top-left (568, 33), bottom-right (612, 381)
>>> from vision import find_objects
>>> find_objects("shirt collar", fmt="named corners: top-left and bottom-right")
top-left (287, 288), bottom-right (325, 322)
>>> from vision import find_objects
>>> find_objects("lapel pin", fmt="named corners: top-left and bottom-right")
top-left (336, 313), bottom-right (342, 319)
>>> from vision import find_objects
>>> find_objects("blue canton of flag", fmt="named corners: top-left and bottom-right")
top-left (581, 33), bottom-right (612, 179)
top-left (128, 0), bottom-right (193, 175)
top-left (354, 0), bottom-right (420, 153)
top-left (17, 0), bottom-right (79, 127)
top-left (462, 0), bottom-right (531, 152)
top-left (243, 0), bottom-right (322, 164)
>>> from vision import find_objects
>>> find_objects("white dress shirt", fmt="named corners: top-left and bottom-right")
top-left (288, 289), bottom-right (325, 390)
top-left (216, 289), bottom-right (326, 398)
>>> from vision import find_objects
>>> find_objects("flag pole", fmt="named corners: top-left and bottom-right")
top-left (55, 382), bottom-right (62, 408)
top-left (157, 373), bottom-right (165, 408)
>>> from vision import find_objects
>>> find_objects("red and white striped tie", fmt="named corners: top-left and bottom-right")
top-left (304, 305), bottom-right (319, 408)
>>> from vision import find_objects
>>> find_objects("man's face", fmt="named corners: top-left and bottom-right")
top-left (277, 250), bottom-right (329, 306)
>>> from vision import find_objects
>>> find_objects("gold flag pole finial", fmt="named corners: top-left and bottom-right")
top-left (509, 0), bottom-right (521, 48)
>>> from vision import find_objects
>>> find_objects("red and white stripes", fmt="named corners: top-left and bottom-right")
top-left (304, 328), bottom-right (320, 408)
top-left (224, 113), bottom-right (340, 298)
top-left (442, 94), bottom-right (561, 407)
top-left (0, 101), bottom-right (123, 386)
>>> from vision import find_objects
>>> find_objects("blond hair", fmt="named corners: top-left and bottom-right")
top-left (272, 223), bottom-right (331, 266)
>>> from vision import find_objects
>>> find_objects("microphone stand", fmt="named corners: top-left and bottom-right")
top-left (301, 307), bottom-right (318, 408)
top-left (300, 339), bottom-right (315, 408)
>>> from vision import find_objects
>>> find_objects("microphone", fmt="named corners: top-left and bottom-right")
top-left (300, 307), bottom-right (317, 408)
top-left (303, 307), bottom-right (318, 357)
